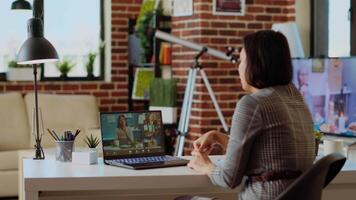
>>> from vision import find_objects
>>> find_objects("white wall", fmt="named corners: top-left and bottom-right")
top-left (296, 0), bottom-right (311, 57)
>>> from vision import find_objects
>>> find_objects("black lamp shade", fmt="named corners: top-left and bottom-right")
top-left (17, 18), bottom-right (59, 65)
top-left (11, 0), bottom-right (32, 10)
top-left (17, 37), bottom-right (59, 64)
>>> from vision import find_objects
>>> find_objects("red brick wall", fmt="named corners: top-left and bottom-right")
top-left (0, 0), bottom-right (143, 112)
top-left (171, 0), bottom-right (296, 154)
top-left (0, 0), bottom-right (296, 155)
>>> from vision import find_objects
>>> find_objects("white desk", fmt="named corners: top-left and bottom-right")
top-left (21, 154), bottom-right (356, 200)
top-left (22, 156), bottom-right (239, 200)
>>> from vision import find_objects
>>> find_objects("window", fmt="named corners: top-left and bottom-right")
top-left (328, 0), bottom-right (350, 57)
top-left (312, 0), bottom-right (355, 57)
top-left (0, 0), bottom-right (105, 80)
top-left (0, 0), bottom-right (32, 73)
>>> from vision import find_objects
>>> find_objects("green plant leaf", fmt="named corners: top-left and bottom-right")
top-left (314, 131), bottom-right (323, 141)
top-left (8, 60), bottom-right (32, 68)
top-left (84, 134), bottom-right (101, 148)
top-left (56, 59), bottom-right (75, 74)
top-left (135, 0), bottom-right (164, 63)
top-left (85, 52), bottom-right (96, 75)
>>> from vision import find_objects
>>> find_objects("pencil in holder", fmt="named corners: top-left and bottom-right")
top-left (55, 141), bottom-right (74, 162)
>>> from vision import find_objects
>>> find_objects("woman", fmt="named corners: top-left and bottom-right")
top-left (187, 30), bottom-right (315, 200)
top-left (296, 63), bottom-right (314, 114)
top-left (116, 115), bottom-right (134, 146)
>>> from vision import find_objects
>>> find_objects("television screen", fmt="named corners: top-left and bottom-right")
top-left (292, 58), bottom-right (356, 137)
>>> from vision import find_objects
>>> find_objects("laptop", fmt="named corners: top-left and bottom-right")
top-left (100, 111), bottom-right (189, 169)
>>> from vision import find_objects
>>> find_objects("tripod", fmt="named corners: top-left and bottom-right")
top-left (175, 47), bottom-right (229, 156)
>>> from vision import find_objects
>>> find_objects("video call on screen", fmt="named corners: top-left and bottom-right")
top-left (101, 112), bottom-right (163, 157)
top-left (292, 58), bottom-right (356, 136)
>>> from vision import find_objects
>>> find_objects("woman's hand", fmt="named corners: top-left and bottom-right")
top-left (193, 130), bottom-right (219, 153)
top-left (187, 149), bottom-right (214, 174)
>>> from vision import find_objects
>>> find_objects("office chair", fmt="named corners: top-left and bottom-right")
top-left (174, 153), bottom-right (346, 200)
top-left (275, 153), bottom-right (346, 200)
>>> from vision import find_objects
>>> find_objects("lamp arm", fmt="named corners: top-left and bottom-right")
top-left (33, 64), bottom-right (44, 159)
top-left (33, 0), bottom-right (43, 18)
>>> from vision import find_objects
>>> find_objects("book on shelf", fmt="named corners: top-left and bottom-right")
top-left (159, 42), bottom-right (172, 65)
top-left (132, 68), bottom-right (155, 100)
top-left (161, 65), bottom-right (172, 79)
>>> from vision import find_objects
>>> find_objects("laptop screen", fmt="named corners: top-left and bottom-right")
top-left (100, 111), bottom-right (165, 159)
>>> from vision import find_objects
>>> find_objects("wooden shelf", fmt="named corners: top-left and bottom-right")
top-left (128, 15), bottom-right (172, 111)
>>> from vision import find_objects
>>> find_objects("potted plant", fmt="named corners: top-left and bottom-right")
top-left (149, 78), bottom-right (178, 124)
top-left (135, 0), bottom-right (163, 63)
top-left (85, 52), bottom-right (96, 79)
top-left (84, 134), bottom-right (101, 150)
top-left (7, 60), bottom-right (41, 81)
top-left (315, 130), bottom-right (323, 156)
top-left (56, 59), bottom-right (75, 79)
top-left (72, 134), bottom-right (100, 165)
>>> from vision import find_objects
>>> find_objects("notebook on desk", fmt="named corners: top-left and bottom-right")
top-left (100, 111), bottom-right (189, 170)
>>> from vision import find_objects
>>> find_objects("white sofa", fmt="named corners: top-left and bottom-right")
top-left (0, 92), bottom-right (100, 197)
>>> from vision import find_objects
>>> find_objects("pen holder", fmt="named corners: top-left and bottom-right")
top-left (55, 141), bottom-right (74, 162)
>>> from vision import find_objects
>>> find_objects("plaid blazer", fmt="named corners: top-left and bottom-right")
top-left (209, 84), bottom-right (315, 200)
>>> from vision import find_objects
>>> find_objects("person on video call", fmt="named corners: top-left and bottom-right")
top-left (187, 30), bottom-right (315, 200)
top-left (143, 113), bottom-right (159, 147)
top-left (297, 64), bottom-right (314, 114)
top-left (297, 64), bottom-right (309, 96)
top-left (116, 115), bottom-right (134, 146)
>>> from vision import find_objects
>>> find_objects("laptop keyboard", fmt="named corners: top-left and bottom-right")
top-left (113, 156), bottom-right (181, 164)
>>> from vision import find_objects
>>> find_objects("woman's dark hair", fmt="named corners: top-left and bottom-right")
top-left (117, 115), bottom-right (127, 128)
top-left (243, 30), bottom-right (293, 89)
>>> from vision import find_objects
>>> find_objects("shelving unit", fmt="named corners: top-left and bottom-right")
top-left (127, 15), bottom-right (171, 111)
top-left (152, 14), bottom-right (172, 78)
top-left (127, 15), bottom-right (175, 155)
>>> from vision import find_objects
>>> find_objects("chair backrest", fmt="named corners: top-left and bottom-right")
top-left (275, 153), bottom-right (346, 200)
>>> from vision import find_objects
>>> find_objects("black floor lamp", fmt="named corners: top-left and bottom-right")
top-left (11, 0), bottom-right (32, 10)
top-left (17, 0), bottom-right (59, 159)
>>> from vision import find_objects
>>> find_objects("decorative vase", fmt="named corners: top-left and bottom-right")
top-left (89, 148), bottom-right (98, 164)
top-left (72, 148), bottom-right (98, 165)
top-left (87, 73), bottom-right (95, 80)
top-left (7, 68), bottom-right (41, 81)
top-left (60, 73), bottom-right (68, 80)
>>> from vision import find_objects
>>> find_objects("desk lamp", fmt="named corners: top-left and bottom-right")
top-left (17, 0), bottom-right (59, 159)
top-left (11, 0), bottom-right (32, 10)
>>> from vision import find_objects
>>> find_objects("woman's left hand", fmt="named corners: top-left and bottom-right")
top-left (187, 150), bottom-right (215, 174)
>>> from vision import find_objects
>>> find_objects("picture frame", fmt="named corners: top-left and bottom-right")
top-left (213, 0), bottom-right (246, 16)
top-left (173, 0), bottom-right (193, 17)
top-left (132, 68), bottom-right (155, 100)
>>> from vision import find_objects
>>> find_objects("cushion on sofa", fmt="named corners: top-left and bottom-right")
top-left (0, 170), bottom-right (18, 197)
top-left (0, 150), bottom-right (18, 170)
top-left (0, 92), bottom-right (30, 151)
top-left (25, 93), bottom-right (100, 148)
